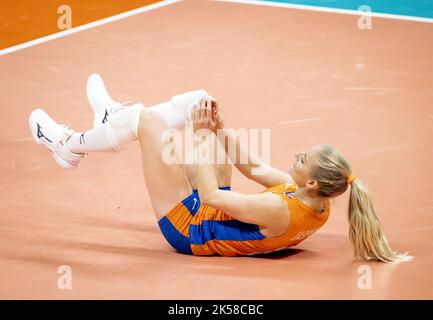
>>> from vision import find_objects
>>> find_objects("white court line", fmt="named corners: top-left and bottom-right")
top-left (341, 87), bottom-right (402, 91)
top-left (280, 118), bottom-right (318, 125)
top-left (0, 0), bottom-right (182, 56)
top-left (215, 0), bottom-right (433, 24)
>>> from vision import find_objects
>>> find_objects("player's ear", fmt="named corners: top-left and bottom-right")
top-left (306, 179), bottom-right (319, 191)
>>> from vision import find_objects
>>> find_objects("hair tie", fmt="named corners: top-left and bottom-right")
top-left (347, 174), bottom-right (357, 185)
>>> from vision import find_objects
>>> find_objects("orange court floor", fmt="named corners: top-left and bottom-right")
top-left (0, 0), bottom-right (432, 299)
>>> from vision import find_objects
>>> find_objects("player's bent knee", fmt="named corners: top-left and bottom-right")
top-left (171, 90), bottom-right (208, 109)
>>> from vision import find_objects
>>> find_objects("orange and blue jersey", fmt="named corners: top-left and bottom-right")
top-left (157, 183), bottom-right (330, 256)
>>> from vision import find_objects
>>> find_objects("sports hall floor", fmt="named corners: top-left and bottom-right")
top-left (0, 0), bottom-right (432, 299)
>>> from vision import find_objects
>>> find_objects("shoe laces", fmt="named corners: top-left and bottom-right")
top-left (108, 99), bottom-right (134, 115)
top-left (59, 124), bottom-right (87, 158)
top-left (60, 124), bottom-right (73, 141)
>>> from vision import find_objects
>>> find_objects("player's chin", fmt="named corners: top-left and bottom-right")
top-left (289, 168), bottom-right (299, 181)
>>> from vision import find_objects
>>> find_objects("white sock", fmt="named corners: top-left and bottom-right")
top-left (67, 103), bottom-right (144, 153)
top-left (66, 90), bottom-right (208, 154)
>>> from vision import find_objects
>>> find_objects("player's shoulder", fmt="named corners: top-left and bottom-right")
top-left (264, 181), bottom-right (297, 194)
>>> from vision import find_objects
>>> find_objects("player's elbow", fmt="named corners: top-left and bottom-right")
top-left (198, 189), bottom-right (218, 206)
top-left (200, 194), bottom-right (212, 206)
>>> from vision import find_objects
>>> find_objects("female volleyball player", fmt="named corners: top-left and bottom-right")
top-left (29, 74), bottom-right (410, 262)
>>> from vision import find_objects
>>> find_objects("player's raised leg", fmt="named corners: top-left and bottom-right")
top-left (137, 108), bottom-right (193, 221)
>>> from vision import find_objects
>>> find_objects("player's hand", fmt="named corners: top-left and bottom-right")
top-left (209, 95), bottom-right (225, 132)
top-left (192, 95), bottom-right (217, 133)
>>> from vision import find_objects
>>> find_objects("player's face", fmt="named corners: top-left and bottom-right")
top-left (288, 145), bottom-right (322, 188)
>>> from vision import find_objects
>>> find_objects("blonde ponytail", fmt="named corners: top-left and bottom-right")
top-left (310, 144), bottom-right (412, 263)
top-left (348, 179), bottom-right (412, 262)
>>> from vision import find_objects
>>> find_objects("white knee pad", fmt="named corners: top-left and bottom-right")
top-left (148, 90), bottom-right (208, 129)
top-left (171, 89), bottom-right (208, 119)
top-left (106, 103), bottom-right (145, 151)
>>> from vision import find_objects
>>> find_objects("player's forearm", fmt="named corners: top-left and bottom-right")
top-left (197, 163), bottom-right (220, 204)
top-left (216, 127), bottom-right (263, 179)
top-left (197, 133), bottom-right (220, 203)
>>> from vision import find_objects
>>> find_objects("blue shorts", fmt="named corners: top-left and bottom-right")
top-left (157, 187), bottom-right (231, 254)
